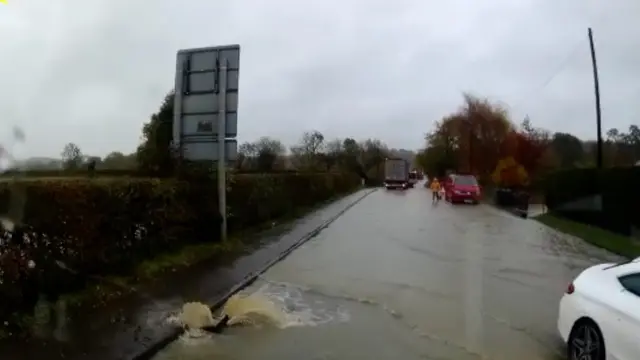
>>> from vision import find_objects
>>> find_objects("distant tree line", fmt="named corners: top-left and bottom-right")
top-left (58, 143), bottom-right (137, 171)
top-left (24, 91), bottom-right (418, 180)
top-left (234, 132), bottom-right (416, 176)
top-left (26, 91), bottom-right (638, 185)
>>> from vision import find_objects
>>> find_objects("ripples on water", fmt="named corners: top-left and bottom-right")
top-left (158, 278), bottom-right (476, 360)
top-left (168, 280), bottom-right (353, 338)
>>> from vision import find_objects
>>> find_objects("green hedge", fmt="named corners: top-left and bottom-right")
top-left (0, 168), bottom-right (151, 178)
top-left (0, 168), bottom-right (340, 179)
top-left (0, 172), bottom-right (360, 325)
top-left (544, 166), bottom-right (640, 236)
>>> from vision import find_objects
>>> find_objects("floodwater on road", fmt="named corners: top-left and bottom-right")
top-left (155, 183), bottom-right (621, 360)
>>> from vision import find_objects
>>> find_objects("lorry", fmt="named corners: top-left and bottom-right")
top-left (384, 158), bottom-right (410, 190)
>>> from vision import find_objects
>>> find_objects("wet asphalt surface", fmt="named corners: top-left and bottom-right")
top-left (155, 182), bottom-right (622, 360)
top-left (0, 189), bottom-right (376, 360)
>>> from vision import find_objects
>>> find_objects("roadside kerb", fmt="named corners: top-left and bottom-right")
top-left (131, 188), bottom-right (377, 360)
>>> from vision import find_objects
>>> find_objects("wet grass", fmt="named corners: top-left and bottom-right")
top-left (0, 239), bottom-right (248, 339)
top-left (59, 240), bottom-right (247, 308)
top-left (57, 224), bottom-right (283, 309)
top-left (535, 214), bottom-right (640, 259)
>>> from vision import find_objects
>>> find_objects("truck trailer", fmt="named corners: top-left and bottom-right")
top-left (384, 158), bottom-right (410, 190)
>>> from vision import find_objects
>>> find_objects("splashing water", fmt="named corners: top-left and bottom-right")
top-left (179, 302), bottom-right (216, 329)
top-left (253, 280), bottom-right (352, 327)
top-left (173, 294), bottom-right (287, 335)
top-left (169, 280), bottom-right (352, 339)
top-left (221, 293), bottom-right (287, 328)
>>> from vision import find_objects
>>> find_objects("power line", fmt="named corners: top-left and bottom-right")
top-left (534, 39), bottom-right (586, 94)
top-left (508, 9), bottom-right (615, 112)
top-left (504, 36), bottom-right (588, 115)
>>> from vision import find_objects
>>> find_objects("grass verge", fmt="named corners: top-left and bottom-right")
top-left (535, 213), bottom-right (640, 259)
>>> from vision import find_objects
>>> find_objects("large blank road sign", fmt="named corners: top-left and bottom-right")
top-left (181, 139), bottom-right (238, 162)
top-left (173, 44), bottom-right (240, 161)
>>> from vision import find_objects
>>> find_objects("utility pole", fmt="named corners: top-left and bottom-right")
top-left (588, 27), bottom-right (604, 169)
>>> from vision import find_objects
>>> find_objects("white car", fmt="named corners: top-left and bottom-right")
top-left (558, 257), bottom-right (640, 360)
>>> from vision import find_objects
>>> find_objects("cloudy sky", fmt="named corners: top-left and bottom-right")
top-left (0, 0), bottom-right (638, 158)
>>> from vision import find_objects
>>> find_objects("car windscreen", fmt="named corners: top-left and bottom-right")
top-left (409, 173), bottom-right (417, 179)
top-left (454, 176), bottom-right (478, 186)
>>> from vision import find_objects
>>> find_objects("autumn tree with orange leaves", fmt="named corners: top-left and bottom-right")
top-left (417, 94), bottom-right (551, 187)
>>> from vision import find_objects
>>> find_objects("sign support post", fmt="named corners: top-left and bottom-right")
top-left (217, 59), bottom-right (228, 242)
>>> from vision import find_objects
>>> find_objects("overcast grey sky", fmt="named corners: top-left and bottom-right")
top-left (0, 0), bottom-right (638, 158)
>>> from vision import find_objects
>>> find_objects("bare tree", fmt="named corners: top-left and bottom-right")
top-left (255, 137), bottom-right (286, 171)
top-left (321, 138), bottom-right (344, 171)
top-left (290, 130), bottom-right (325, 170)
top-left (61, 142), bottom-right (83, 170)
top-left (237, 137), bottom-right (286, 172)
top-left (359, 138), bottom-right (388, 180)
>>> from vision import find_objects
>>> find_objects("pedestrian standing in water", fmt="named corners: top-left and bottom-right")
top-left (430, 178), bottom-right (441, 203)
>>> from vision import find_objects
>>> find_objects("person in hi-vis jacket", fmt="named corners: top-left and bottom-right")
top-left (430, 178), bottom-right (441, 203)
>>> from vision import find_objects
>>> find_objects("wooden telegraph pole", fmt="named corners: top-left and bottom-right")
top-left (588, 27), bottom-right (604, 169)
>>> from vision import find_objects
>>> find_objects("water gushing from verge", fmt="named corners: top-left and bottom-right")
top-left (222, 293), bottom-right (287, 328)
top-left (169, 280), bottom-right (353, 338)
top-left (171, 292), bottom-right (288, 337)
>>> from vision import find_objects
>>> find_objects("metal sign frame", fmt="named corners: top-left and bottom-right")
top-left (173, 44), bottom-right (241, 242)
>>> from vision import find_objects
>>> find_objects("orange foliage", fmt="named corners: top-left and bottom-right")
top-left (498, 126), bottom-right (548, 173)
top-left (492, 157), bottom-right (528, 187)
top-left (423, 95), bottom-right (551, 183)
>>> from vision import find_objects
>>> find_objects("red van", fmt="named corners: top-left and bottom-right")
top-left (444, 174), bottom-right (481, 204)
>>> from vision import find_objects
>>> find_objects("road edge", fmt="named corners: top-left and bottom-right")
top-left (130, 187), bottom-right (378, 360)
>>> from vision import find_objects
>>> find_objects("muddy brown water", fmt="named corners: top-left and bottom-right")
top-left (155, 183), bottom-right (621, 360)
top-left (0, 189), bottom-right (375, 360)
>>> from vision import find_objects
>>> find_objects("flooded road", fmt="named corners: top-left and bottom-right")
top-left (155, 183), bottom-right (621, 360)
